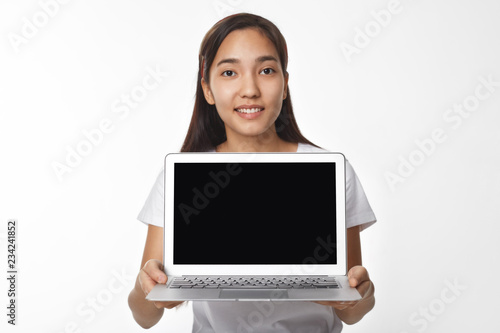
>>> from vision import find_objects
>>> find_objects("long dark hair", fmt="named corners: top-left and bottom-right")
top-left (180, 13), bottom-right (318, 152)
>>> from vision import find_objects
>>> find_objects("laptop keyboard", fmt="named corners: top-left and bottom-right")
top-left (169, 276), bottom-right (339, 289)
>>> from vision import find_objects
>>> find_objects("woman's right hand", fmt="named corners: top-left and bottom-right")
top-left (139, 258), bottom-right (185, 309)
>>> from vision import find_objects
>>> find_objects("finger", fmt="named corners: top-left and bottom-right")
top-left (356, 279), bottom-right (374, 299)
top-left (347, 265), bottom-right (369, 287)
top-left (313, 300), bottom-right (355, 310)
top-left (139, 260), bottom-right (168, 296)
top-left (153, 301), bottom-right (185, 310)
top-left (138, 269), bottom-right (158, 296)
top-left (142, 259), bottom-right (168, 284)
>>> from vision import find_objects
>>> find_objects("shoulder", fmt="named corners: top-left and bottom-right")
top-left (297, 143), bottom-right (354, 174)
top-left (296, 142), bottom-right (327, 152)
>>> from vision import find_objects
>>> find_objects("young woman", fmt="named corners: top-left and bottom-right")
top-left (128, 13), bottom-right (376, 332)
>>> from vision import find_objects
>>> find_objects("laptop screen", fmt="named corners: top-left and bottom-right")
top-left (173, 162), bottom-right (337, 265)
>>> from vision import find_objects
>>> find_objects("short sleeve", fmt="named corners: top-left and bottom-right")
top-left (345, 160), bottom-right (377, 231)
top-left (137, 168), bottom-right (164, 227)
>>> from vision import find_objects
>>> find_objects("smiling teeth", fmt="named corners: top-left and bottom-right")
top-left (236, 108), bottom-right (263, 113)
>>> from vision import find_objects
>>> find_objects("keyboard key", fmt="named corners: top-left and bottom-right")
top-left (222, 285), bottom-right (277, 289)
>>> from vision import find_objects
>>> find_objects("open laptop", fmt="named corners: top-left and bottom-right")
top-left (146, 152), bottom-right (361, 301)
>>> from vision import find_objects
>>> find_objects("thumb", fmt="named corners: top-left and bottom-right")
top-left (145, 259), bottom-right (168, 284)
top-left (153, 263), bottom-right (167, 284)
top-left (157, 272), bottom-right (167, 284)
top-left (347, 265), bottom-right (368, 287)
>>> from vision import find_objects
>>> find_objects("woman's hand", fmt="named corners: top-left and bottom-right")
top-left (139, 259), bottom-right (185, 309)
top-left (314, 265), bottom-right (375, 324)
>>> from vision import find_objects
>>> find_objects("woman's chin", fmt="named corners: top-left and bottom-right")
top-left (227, 125), bottom-right (278, 143)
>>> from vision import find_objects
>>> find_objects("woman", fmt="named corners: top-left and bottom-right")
top-left (128, 13), bottom-right (376, 332)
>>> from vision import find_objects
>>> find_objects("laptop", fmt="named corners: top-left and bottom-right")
top-left (146, 152), bottom-right (361, 301)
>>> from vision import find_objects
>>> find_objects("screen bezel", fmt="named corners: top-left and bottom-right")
top-left (163, 152), bottom-right (346, 276)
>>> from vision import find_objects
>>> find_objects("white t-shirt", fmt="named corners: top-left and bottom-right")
top-left (137, 143), bottom-right (376, 333)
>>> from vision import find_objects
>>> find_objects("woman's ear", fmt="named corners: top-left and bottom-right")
top-left (283, 72), bottom-right (289, 100)
top-left (201, 78), bottom-right (215, 105)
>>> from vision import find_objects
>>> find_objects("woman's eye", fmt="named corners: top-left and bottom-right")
top-left (222, 70), bottom-right (235, 77)
top-left (261, 68), bottom-right (275, 75)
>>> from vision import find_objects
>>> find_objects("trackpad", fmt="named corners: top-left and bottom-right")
top-left (220, 289), bottom-right (289, 300)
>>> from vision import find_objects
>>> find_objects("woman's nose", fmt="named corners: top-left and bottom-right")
top-left (239, 73), bottom-right (260, 99)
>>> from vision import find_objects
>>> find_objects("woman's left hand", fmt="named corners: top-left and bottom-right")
top-left (313, 265), bottom-right (375, 324)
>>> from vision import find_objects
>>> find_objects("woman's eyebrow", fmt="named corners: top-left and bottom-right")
top-left (216, 55), bottom-right (278, 67)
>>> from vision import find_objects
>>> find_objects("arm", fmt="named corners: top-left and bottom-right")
top-left (314, 225), bottom-right (375, 325)
top-left (128, 224), bottom-right (184, 328)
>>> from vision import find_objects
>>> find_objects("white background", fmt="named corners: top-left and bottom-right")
top-left (1, 0), bottom-right (499, 332)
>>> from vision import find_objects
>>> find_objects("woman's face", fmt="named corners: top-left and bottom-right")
top-left (201, 28), bottom-right (288, 139)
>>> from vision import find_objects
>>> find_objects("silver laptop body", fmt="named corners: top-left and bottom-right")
top-left (146, 152), bottom-right (361, 301)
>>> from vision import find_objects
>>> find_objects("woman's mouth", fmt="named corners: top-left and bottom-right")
top-left (234, 107), bottom-right (264, 119)
top-left (235, 107), bottom-right (264, 114)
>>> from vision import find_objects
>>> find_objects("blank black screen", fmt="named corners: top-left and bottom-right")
top-left (173, 162), bottom-right (337, 265)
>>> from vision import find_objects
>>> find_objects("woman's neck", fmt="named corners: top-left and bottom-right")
top-left (216, 130), bottom-right (298, 152)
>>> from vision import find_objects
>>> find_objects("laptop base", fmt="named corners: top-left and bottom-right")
top-left (146, 275), bottom-right (361, 301)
